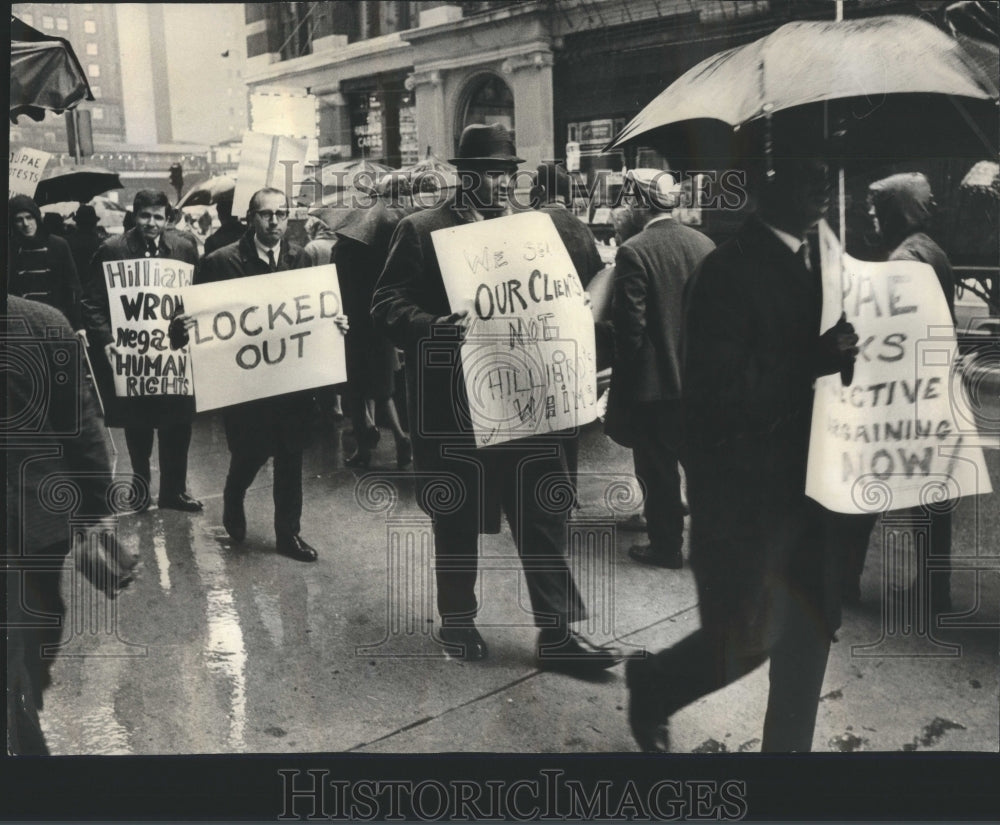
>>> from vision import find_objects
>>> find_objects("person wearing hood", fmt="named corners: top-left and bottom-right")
top-left (868, 171), bottom-right (955, 320)
top-left (836, 173), bottom-right (957, 608)
top-left (8, 195), bottom-right (86, 340)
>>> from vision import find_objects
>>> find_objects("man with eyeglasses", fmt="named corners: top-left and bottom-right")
top-left (83, 189), bottom-right (202, 514)
top-left (175, 187), bottom-right (345, 562)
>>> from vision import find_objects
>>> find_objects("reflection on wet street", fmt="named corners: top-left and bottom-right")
top-left (37, 414), bottom-right (1000, 754)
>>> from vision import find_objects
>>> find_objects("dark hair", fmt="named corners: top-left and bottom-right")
top-left (133, 189), bottom-right (171, 213)
top-left (216, 195), bottom-right (234, 221)
top-left (248, 187), bottom-right (287, 213)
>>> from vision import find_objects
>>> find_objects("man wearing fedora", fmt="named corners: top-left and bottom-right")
top-left (372, 123), bottom-right (622, 675)
top-left (605, 169), bottom-right (715, 570)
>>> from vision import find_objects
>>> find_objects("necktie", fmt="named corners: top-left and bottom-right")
top-left (146, 241), bottom-right (157, 258)
top-left (267, 248), bottom-right (277, 272)
top-left (798, 239), bottom-right (811, 272)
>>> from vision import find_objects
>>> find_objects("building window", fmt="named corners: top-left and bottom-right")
top-left (90, 85), bottom-right (102, 99)
top-left (88, 64), bottom-right (100, 78)
top-left (86, 42), bottom-right (98, 55)
top-left (92, 107), bottom-right (104, 121)
top-left (42, 15), bottom-right (54, 29)
top-left (21, 13), bottom-right (33, 26)
top-left (56, 17), bottom-right (68, 31)
top-left (458, 74), bottom-right (515, 149)
top-left (84, 19), bottom-right (96, 34)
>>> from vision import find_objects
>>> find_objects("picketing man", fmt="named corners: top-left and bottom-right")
top-left (371, 122), bottom-right (622, 674)
top-left (604, 168), bottom-right (716, 570)
top-left (625, 141), bottom-right (861, 752)
top-left (83, 189), bottom-right (203, 513)
top-left (170, 187), bottom-right (349, 563)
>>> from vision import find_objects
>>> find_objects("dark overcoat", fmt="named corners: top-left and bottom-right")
top-left (82, 227), bottom-right (199, 429)
top-left (605, 218), bottom-right (715, 446)
top-left (681, 216), bottom-right (843, 650)
top-left (195, 231), bottom-right (317, 455)
top-left (372, 199), bottom-right (573, 534)
top-left (538, 204), bottom-right (604, 288)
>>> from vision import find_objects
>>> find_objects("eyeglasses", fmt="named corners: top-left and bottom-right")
top-left (254, 210), bottom-right (289, 221)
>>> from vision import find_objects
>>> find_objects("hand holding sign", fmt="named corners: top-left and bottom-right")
top-left (432, 212), bottom-right (598, 446)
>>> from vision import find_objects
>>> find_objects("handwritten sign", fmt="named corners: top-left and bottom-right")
top-left (231, 132), bottom-right (310, 217)
top-left (183, 264), bottom-right (346, 412)
top-left (104, 258), bottom-right (194, 397)
top-left (10, 147), bottom-right (52, 197)
top-left (432, 211), bottom-right (598, 446)
top-left (806, 221), bottom-right (991, 514)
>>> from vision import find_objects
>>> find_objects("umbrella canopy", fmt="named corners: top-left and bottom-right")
top-left (399, 152), bottom-right (459, 191)
top-left (176, 175), bottom-right (236, 208)
top-left (33, 166), bottom-right (123, 206)
top-left (10, 15), bottom-right (94, 123)
top-left (298, 158), bottom-right (394, 204)
top-left (606, 15), bottom-right (999, 162)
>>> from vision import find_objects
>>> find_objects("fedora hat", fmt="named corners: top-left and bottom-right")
top-left (449, 123), bottom-right (524, 167)
top-left (74, 204), bottom-right (100, 227)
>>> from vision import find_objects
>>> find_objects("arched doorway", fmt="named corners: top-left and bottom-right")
top-left (455, 73), bottom-right (515, 154)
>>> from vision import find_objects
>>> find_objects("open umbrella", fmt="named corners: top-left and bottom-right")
top-left (399, 152), bottom-right (459, 192)
top-left (10, 15), bottom-right (93, 123)
top-left (33, 166), bottom-right (123, 206)
top-left (176, 175), bottom-right (236, 208)
top-left (298, 158), bottom-right (394, 205)
top-left (605, 15), bottom-right (999, 164)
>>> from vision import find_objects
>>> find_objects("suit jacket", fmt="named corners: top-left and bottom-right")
top-left (196, 231), bottom-right (316, 454)
top-left (609, 218), bottom-right (715, 403)
top-left (682, 215), bottom-right (843, 646)
top-left (372, 199), bottom-right (570, 534)
top-left (82, 227), bottom-right (199, 428)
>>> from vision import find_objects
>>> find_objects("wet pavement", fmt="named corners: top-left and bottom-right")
top-left (37, 413), bottom-right (1000, 755)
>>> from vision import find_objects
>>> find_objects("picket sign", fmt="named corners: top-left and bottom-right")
top-left (182, 264), bottom-right (346, 412)
top-left (432, 211), bottom-right (598, 447)
top-left (805, 220), bottom-right (991, 514)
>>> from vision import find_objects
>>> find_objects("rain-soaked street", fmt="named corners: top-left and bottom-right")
top-left (37, 413), bottom-right (1000, 755)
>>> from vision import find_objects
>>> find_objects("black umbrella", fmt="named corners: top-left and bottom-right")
top-left (34, 166), bottom-right (123, 206)
top-left (176, 175), bottom-right (236, 208)
top-left (10, 15), bottom-right (94, 123)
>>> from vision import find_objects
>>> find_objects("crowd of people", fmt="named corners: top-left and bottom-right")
top-left (7, 121), bottom-right (961, 756)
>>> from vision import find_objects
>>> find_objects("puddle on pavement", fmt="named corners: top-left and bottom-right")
top-left (901, 717), bottom-right (967, 751)
top-left (829, 732), bottom-right (868, 752)
top-left (192, 542), bottom-right (247, 751)
top-left (152, 531), bottom-right (171, 592)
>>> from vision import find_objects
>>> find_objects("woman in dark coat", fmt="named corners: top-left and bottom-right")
top-left (838, 172), bottom-right (956, 606)
top-left (8, 195), bottom-right (86, 335)
top-left (335, 183), bottom-right (418, 468)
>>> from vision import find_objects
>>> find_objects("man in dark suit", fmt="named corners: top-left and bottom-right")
top-left (203, 194), bottom-right (244, 256)
top-left (625, 151), bottom-right (859, 752)
top-left (372, 123), bottom-right (621, 674)
top-left (173, 187), bottom-right (345, 562)
top-left (605, 169), bottom-right (715, 569)
top-left (83, 189), bottom-right (202, 513)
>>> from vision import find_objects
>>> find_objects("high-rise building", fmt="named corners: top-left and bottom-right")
top-left (10, 2), bottom-right (126, 153)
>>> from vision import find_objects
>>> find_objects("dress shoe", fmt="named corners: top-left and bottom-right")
top-left (629, 543), bottom-right (683, 570)
top-left (222, 495), bottom-right (246, 542)
top-left (158, 493), bottom-right (204, 512)
top-left (625, 657), bottom-right (670, 752)
top-left (396, 436), bottom-right (412, 470)
top-left (536, 628), bottom-right (622, 675)
top-left (276, 534), bottom-right (318, 562)
top-left (438, 624), bottom-right (488, 661)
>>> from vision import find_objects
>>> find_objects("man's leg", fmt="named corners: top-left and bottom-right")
top-left (124, 427), bottom-right (154, 506)
top-left (223, 446), bottom-right (268, 542)
top-left (432, 526), bottom-right (487, 659)
top-left (760, 603), bottom-right (832, 752)
top-left (157, 418), bottom-right (197, 505)
top-left (272, 448), bottom-right (304, 542)
top-left (629, 403), bottom-right (684, 566)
